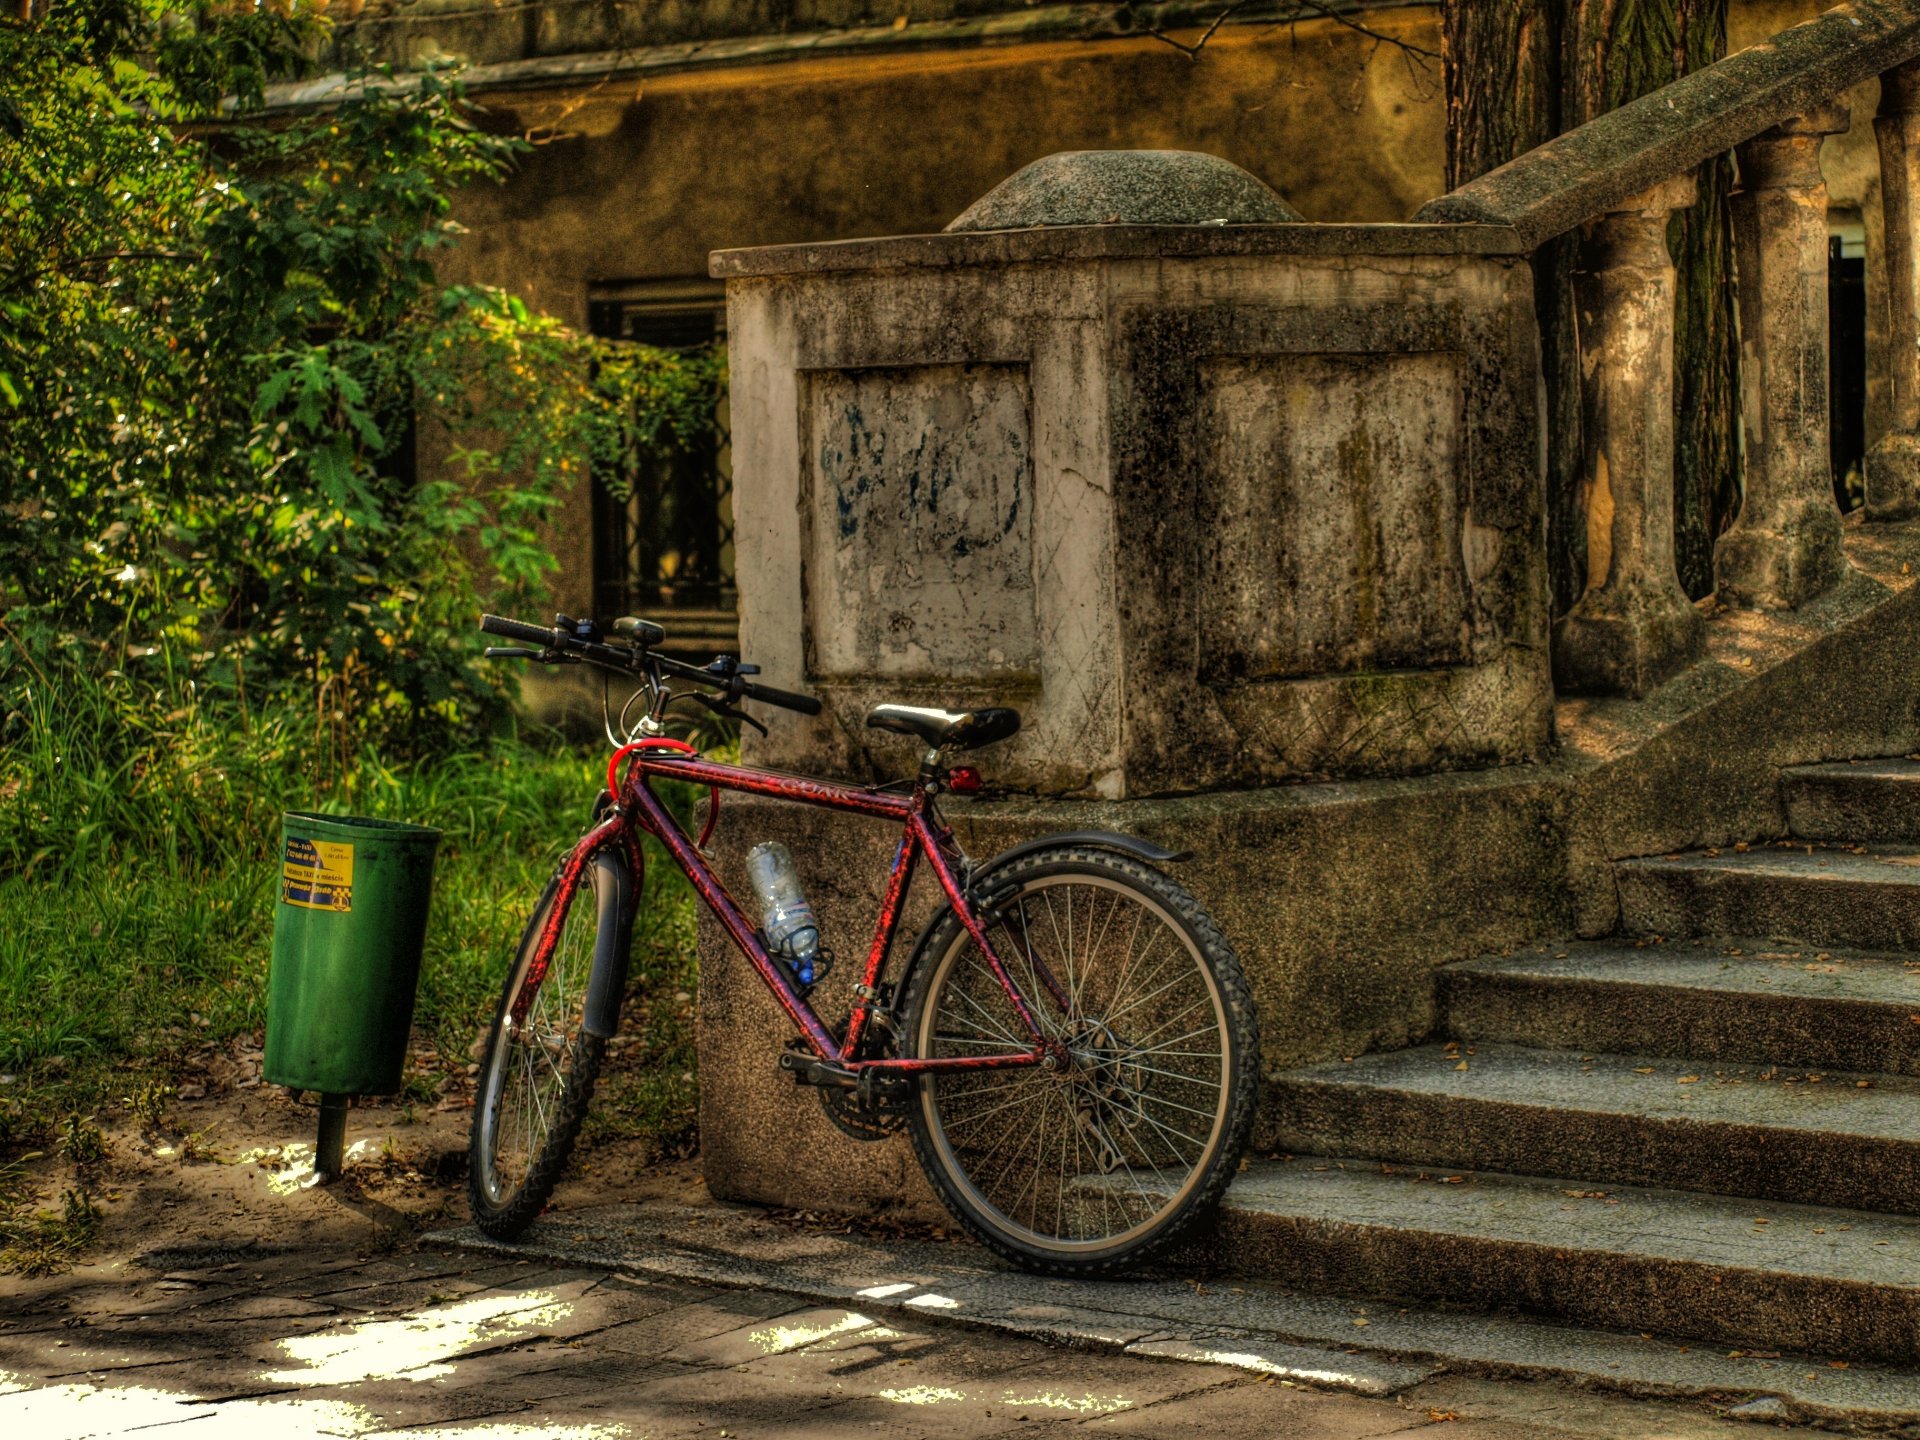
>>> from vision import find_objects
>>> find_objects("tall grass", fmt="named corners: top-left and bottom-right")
top-left (0, 655), bottom-right (701, 1138)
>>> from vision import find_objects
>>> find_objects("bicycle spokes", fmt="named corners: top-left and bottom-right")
top-left (483, 867), bottom-right (598, 1201)
top-left (917, 871), bottom-right (1232, 1252)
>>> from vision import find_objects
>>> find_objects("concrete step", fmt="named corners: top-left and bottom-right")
top-left (1784, 758), bottom-right (1920, 842)
top-left (1270, 1041), bottom-right (1920, 1216)
top-left (1441, 939), bottom-right (1920, 1076)
top-left (1194, 1159), bottom-right (1920, 1363)
top-left (1616, 844), bottom-right (1920, 950)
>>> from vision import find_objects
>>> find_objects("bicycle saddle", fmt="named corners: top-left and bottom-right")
top-left (866, 704), bottom-right (1021, 751)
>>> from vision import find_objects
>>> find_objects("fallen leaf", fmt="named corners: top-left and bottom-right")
top-left (1677, 1075), bottom-right (1700, 1084)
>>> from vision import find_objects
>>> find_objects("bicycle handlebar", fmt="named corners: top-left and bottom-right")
top-left (476, 613), bottom-right (823, 717)
top-left (479, 614), bottom-right (560, 648)
top-left (740, 679), bottom-right (820, 715)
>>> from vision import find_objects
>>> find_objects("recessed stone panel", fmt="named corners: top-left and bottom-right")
top-left (805, 363), bottom-right (1036, 680)
top-left (1198, 351), bottom-right (1470, 681)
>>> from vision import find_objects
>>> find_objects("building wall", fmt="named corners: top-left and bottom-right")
top-left (392, 0), bottom-right (1863, 632)
top-left (426, 8), bottom-right (1447, 619)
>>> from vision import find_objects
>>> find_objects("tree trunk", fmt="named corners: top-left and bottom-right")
top-left (1443, 0), bottom-right (1737, 608)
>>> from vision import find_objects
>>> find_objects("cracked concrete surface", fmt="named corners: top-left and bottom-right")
top-left (425, 1196), bottom-right (1920, 1431)
top-left (5, 1219), bottom-right (1840, 1440)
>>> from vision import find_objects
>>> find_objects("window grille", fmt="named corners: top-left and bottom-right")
top-left (587, 286), bottom-right (735, 653)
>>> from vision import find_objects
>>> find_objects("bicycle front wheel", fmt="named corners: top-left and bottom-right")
top-left (901, 846), bottom-right (1260, 1275)
top-left (468, 850), bottom-right (616, 1238)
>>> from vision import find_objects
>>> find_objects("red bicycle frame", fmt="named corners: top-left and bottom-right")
top-left (556, 743), bottom-right (1055, 1078)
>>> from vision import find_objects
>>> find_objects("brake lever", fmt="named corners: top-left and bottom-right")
top-left (483, 646), bottom-right (544, 660)
top-left (690, 692), bottom-right (768, 736)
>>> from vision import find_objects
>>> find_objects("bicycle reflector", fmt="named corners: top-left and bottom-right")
top-left (946, 767), bottom-right (984, 795)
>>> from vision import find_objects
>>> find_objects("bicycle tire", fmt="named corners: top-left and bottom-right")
top-left (900, 846), bottom-right (1260, 1276)
top-left (467, 852), bottom-right (613, 1239)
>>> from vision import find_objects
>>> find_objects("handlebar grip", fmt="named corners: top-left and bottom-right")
top-left (741, 680), bottom-right (823, 716)
top-left (479, 614), bottom-right (558, 647)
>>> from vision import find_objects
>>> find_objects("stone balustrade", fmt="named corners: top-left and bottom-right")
top-left (1418, 0), bottom-right (1920, 695)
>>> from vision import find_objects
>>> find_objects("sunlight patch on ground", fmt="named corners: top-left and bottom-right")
top-left (748, 1311), bottom-right (874, 1354)
top-left (263, 1290), bottom-right (572, 1385)
top-left (1175, 1345), bottom-right (1352, 1387)
top-left (234, 1140), bottom-right (378, 1194)
top-left (0, 1378), bottom-right (379, 1438)
top-left (903, 1291), bottom-right (961, 1310)
top-left (855, 1281), bottom-right (919, 1299)
top-left (878, 1385), bottom-right (969, 1405)
top-left (999, 1388), bottom-right (1132, 1414)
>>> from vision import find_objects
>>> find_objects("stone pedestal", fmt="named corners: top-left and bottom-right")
top-left (714, 153), bottom-right (1552, 797)
top-left (1871, 61), bottom-right (1920, 521)
top-left (1717, 106), bottom-right (1851, 608)
top-left (1553, 179), bottom-right (1705, 697)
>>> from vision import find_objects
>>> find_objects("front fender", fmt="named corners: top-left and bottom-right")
top-left (581, 848), bottom-right (638, 1039)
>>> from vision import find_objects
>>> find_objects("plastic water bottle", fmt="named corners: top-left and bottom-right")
top-left (744, 841), bottom-right (823, 985)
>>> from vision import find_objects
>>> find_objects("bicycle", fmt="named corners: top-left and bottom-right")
top-left (467, 611), bottom-right (1261, 1275)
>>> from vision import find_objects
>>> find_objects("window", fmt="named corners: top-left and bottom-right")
top-left (587, 282), bottom-right (736, 654)
top-left (1829, 228), bottom-right (1866, 513)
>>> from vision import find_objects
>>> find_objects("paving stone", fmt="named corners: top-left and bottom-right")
top-left (735, 1317), bottom-right (1039, 1390)
top-left (1125, 1337), bottom-right (1431, 1398)
top-left (664, 1304), bottom-right (879, 1366)
top-left (1067, 1377), bottom-right (1419, 1437)
top-left (778, 1391), bottom-right (1090, 1438)
top-left (590, 1290), bottom-right (808, 1360)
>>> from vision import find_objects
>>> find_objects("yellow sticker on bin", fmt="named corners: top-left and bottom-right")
top-left (283, 837), bottom-right (354, 912)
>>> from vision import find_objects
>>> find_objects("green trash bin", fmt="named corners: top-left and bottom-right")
top-left (265, 812), bottom-right (442, 1179)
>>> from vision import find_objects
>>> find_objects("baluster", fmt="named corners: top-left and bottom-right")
top-left (1870, 60), bottom-right (1920, 520)
top-left (1553, 177), bottom-right (1704, 698)
top-left (1717, 104), bottom-right (1851, 607)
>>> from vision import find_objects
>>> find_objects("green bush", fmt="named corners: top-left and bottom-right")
top-left (1, 0), bottom-right (725, 763)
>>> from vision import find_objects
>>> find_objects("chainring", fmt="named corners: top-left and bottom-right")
top-left (818, 1084), bottom-right (906, 1141)
top-left (816, 1007), bottom-right (908, 1142)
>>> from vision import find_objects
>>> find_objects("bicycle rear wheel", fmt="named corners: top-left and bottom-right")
top-left (901, 846), bottom-right (1259, 1275)
top-left (468, 849), bottom-right (616, 1238)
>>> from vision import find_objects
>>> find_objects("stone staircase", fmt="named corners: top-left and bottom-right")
top-left (1210, 758), bottom-right (1920, 1363)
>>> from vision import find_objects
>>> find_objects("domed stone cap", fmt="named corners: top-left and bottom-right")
top-left (946, 150), bottom-right (1302, 232)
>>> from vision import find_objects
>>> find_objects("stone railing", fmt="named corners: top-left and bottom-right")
top-left (713, 1), bottom-right (1920, 798)
top-left (1419, 0), bottom-right (1920, 696)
